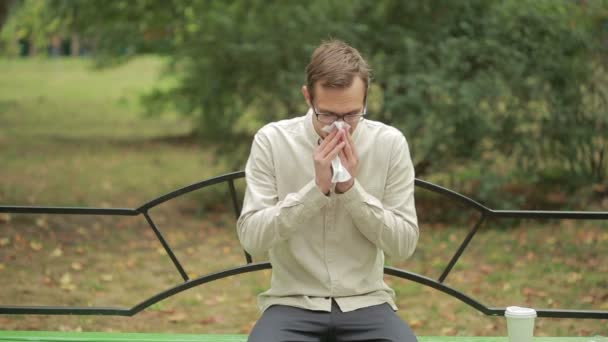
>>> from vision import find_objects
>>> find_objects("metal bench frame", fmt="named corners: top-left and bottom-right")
top-left (1, 171), bottom-right (606, 319)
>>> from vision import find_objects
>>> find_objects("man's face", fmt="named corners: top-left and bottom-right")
top-left (304, 77), bottom-right (367, 138)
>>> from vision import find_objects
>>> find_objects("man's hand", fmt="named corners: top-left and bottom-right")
top-left (335, 128), bottom-right (358, 193)
top-left (314, 129), bottom-right (345, 195)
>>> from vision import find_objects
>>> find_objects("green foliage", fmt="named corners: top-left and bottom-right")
top-left (0, 0), bottom-right (56, 55)
top-left (4, 0), bottom-right (608, 202)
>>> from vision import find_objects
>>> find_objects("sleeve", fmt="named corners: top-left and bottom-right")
top-left (236, 130), bottom-right (330, 257)
top-left (337, 133), bottom-right (419, 260)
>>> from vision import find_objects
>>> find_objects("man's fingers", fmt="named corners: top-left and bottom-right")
top-left (339, 149), bottom-right (347, 164)
top-left (317, 129), bottom-right (337, 150)
top-left (327, 141), bottom-right (346, 160)
top-left (344, 139), bottom-right (355, 161)
top-left (343, 130), bottom-right (356, 159)
top-left (319, 130), bottom-right (342, 156)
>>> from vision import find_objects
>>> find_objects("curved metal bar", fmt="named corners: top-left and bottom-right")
top-left (227, 179), bottom-right (242, 220)
top-left (137, 171), bottom-right (245, 212)
top-left (142, 211), bottom-right (189, 282)
top-left (438, 214), bottom-right (486, 283)
top-left (226, 179), bottom-right (252, 264)
top-left (0, 206), bottom-right (137, 216)
top-left (414, 179), bottom-right (490, 214)
top-left (128, 262), bottom-right (272, 315)
top-left (2, 263), bottom-right (606, 319)
top-left (384, 267), bottom-right (608, 319)
top-left (384, 266), bottom-right (494, 315)
top-left (0, 263), bottom-right (273, 316)
top-left (489, 209), bottom-right (608, 220)
top-left (532, 308), bottom-right (608, 319)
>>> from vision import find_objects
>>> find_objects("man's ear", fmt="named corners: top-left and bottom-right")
top-left (302, 85), bottom-right (311, 107)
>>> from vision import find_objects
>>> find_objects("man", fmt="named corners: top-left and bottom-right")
top-left (237, 39), bottom-right (419, 342)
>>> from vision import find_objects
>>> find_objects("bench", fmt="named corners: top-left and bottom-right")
top-left (1, 171), bottom-right (606, 339)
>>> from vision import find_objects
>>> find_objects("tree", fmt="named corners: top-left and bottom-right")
top-left (10, 0), bottom-right (608, 192)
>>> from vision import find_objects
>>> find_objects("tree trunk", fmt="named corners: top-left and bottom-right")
top-left (71, 33), bottom-right (80, 56)
top-left (0, 0), bottom-right (12, 30)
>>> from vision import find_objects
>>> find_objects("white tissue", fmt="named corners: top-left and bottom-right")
top-left (321, 121), bottom-right (352, 183)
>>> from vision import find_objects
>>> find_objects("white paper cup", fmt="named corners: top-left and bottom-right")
top-left (505, 306), bottom-right (537, 342)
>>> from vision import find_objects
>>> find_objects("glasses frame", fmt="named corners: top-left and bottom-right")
top-left (310, 95), bottom-right (368, 125)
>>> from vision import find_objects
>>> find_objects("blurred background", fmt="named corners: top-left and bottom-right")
top-left (0, 0), bottom-right (607, 337)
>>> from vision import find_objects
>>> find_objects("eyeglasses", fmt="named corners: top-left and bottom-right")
top-left (311, 104), bottom-right (367, 124)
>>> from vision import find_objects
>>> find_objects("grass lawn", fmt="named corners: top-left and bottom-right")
top-left (0, 57), bottom-right (606, 337)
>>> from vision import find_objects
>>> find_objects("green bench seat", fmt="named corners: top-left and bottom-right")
top-left (0, 331), bottom-right (593, 342)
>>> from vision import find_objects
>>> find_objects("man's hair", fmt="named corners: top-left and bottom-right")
top-left (305, 39), bottom-right (371, 98)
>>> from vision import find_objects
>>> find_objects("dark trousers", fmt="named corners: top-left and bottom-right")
top-left (248, 300), bottom-right (418, 342)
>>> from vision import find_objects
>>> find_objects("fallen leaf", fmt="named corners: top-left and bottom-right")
top-left (522, 287), bottom-right (536, 297)
top-left (102, 181), bottom-right (112, 191)
top-left (409, 319), bottom-right (424, 329)
top-left (62, 284), bottom-right (76, 292)
top-left (71, 262), bottom-right (83, 271)
top-left (168, 312), bottom-right (187, 323)
top-left (485, 323), bottom-right (498, 331)
top-left (126, 259), bottom-right (136, 269)
top-left (60, 273), bottom-right (72, 285)
top-left (59, 325), bottom-right (82, 332)
top-left (204, 298), bottom-right (218, 306)
top-left (480, 264), bottom-right (494, 274)
top-left (156, 247), bottom-right (167, 255)
top-left (0, 238), bottom-right (10, 247)
top-left (200, 315), bottom-right (224, 325)
top-left (59, 273), bottom-right (76, 291)
top-left (35, 218), bottom-right (48, 229)
top-left (567, 272), bottom-right (582, 284)
top-left (526, 251), bottom-right (536, 261)
top-left (239, 321), bottom-right (255, 333)
top-left (50, 248), bottom-right (63, 257)
top-left (441, 311), bottom-right (457, 322)
top-left (441, 327), bottom-right (456, 335)
top-left (30, 241), bottom-right (43, 251)
top-left (0, 214), bottom-right (11, 224)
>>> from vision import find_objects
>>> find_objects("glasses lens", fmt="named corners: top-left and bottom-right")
top-left (318, 115), bottom-right (335, 124)
top-left (345, 115), bottom-right (363, 123)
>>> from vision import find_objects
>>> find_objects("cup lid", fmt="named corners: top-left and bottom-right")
top-left (505, 306), bottom-right (537, 318)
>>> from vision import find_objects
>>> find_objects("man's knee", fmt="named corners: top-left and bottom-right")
top-left (247, 305), bottom-right (327, 342)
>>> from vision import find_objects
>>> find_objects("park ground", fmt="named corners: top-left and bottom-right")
top-left (0, 57), bottom-right (606, 336)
